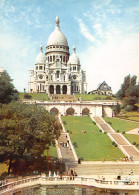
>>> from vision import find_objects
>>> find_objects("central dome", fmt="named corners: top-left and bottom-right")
top-left (47, 16), bottom-right (68, 47)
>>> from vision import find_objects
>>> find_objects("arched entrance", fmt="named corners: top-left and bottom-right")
top-left (49, 85), bottom-right (54, 94)
top-left (50, 108), bottom-right (59, 116)
top-left (56, 85), bottom-right (60, 94)
top-left (66, 107), bottom-right (75, 116)
top-left (63, 85), bottom-right (67, 94)
top-left (82, 108), bottom-right (90, 116)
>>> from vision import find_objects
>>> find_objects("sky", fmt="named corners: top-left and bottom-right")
top-left (0, 0), bottom-right (139, 93)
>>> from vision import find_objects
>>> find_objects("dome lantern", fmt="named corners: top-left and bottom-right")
top-left (47, 16), bottom-right (69, 47)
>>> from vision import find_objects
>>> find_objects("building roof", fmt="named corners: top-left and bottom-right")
top-left (69, 46), bottom-right (80, 65)
top-left (97, 81), bottom-right (111, 91)
top-left (47, 16), bottom-right (68, 47)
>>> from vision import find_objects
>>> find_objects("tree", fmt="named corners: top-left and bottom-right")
top-left (117, 74), bottom-right (139, 111)
top-left (0, 101), bottom-right (60, 175)
top-left (0, 71), bottom-right (18, 104)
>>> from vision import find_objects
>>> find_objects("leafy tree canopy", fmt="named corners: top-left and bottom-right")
top-left (0, 71), bottom-right (18, 104)
top-left (117, 74), bottom-right (139, 111)
top-left (0, 101), bottom-right (60, 175)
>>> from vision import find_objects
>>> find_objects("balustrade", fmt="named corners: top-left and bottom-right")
top-left (0, 175), bottom-right (139, 194)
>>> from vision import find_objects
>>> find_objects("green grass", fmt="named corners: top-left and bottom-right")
top-left (19, 92), bottom-right (50, 101)
top-left (75, 94), bottom-right (116, 101)
top-left (62, 116), bottom-right (125, 161)
top-left (124, 134), bottom-right (139, 150)
top-left (43, 145), bottom-right (58, 158)
top-left (103, 117), bottom-right (139, 133)
top-left (118, 112), bottom-right (139, 122)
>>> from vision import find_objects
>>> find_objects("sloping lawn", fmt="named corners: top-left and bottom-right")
top-left (19, 93), bottom-right (50, 101)
top-left (103, 117), bottom-right (139, 133)
top-left (62, 116), bottom-right (125, 161)
top-left (75, 94), bottom-right (116, 101)
top-left (124, 134), bottom-right (139, 150)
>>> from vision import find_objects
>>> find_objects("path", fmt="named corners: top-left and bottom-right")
top-left (92, 116), bottom-right (139, 161)
top-left (56, 115), bottom-right (77, 162)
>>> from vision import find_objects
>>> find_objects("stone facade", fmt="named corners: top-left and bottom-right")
top-left (29, 17), bottom-right (87, 95)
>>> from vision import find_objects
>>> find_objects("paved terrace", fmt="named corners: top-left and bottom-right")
top-left (0, 175), bottom-right (139, 195)
top-left (93, 116), bottom-right (139, 161)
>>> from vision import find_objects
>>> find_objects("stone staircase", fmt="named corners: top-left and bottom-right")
top-left (93, 116), bottom-right (139, 161)
top-left (68, 162), bottom-right (139, 176)
top-left (57, 133), bottom-right (75, 162)
top-left (51, 94), bottom-right (77, 102)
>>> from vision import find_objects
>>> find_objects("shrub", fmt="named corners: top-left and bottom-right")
top-left (24, 93), bottom-right (32, 99)
top-left (67, 129), bottom-right (69, 133)
top-left (122, 131), bottom-right (125, 134)
top-left (114, 143), bottom-right (118, 147)
top-left (104, 132), bottom-right (107, 134)
top-left (73, 142), bottom-right (77, 148)
top-left (105, 96), bottom-right (112, 100)
top-left (63, 121), bottom-right (67, 125)
top-left (112, 141), bottom-right (115, 145)
top-left (108, 121), bottom-right (112, 125)
top-left (99, 130), bottom-right (102, 133)
top-left (133, 141), bottom-right (136, 145)
top-left (117, 130), bottom-right (119, 133)
top-left (69, 131), bottom-right (72, 134)
top-left (93, 121), bottom-right (96, 125)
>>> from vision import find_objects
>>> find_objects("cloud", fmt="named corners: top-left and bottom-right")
top-left (79, 32), bottom-right (139, 93)
top-left (77, 18), bottom-right (95, 42)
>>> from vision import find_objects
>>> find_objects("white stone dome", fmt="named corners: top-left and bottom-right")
top-left (35, 45), bottom-right (46, 64)
top-left (47, 16), bottom-right (68, 47)
top-left (69, 46), bottom-right (80, 65)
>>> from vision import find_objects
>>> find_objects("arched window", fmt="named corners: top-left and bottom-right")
top-left (48, 56), bottom-right (49, 62)
top-left (53, 55), bottom-right (55, 61)
top-left (50, 56), bottom-right (52, 62)
top-left (63, 56), bottom-right (65, 62)
top-left (50, 108), bottom-right (59, 116)
top-left (66, 108), bottom-right (75, 116)
top-left (51, 75), bottom-right (53, 81)
top-left (82, 108), bottom-right (90, 116)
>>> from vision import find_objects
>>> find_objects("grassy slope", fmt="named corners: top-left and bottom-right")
top-left (103, 117), bottom-right (139, 150)
top-left (104, 117), bottom-right (139, 133)
top-left (19, 93), bottom-right (50, 101)
top-left (124, 134), bottom-right (139, 150)
top-left (75, 94), bottom-right (116, 101)
top-left (62, 116), bottom-right (125, 161)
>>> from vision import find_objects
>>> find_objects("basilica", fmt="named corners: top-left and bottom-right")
top-left (29, 17), bottom-right (87, 95)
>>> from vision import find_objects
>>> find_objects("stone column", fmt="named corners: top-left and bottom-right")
top-left (60, 85), bottom-right (62, 94)
top-left (54, 86), bottom-right (56, 94)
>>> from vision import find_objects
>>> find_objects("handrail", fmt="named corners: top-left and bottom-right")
top-left (0, 175), bottom-right (139, 194)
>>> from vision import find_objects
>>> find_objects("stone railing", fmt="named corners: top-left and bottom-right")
top-left (0, 175), bottom-right (139, 194)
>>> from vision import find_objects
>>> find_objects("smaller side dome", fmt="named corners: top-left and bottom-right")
top-left (69, 46), bottom-right (80, 65)
top-left (35, 45), bottom-right (46, 64)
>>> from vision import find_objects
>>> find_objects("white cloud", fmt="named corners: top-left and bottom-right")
top-left (77, 19), bottom-right (95, 42)
top-left (79, 32), bottom-right (139, 94)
